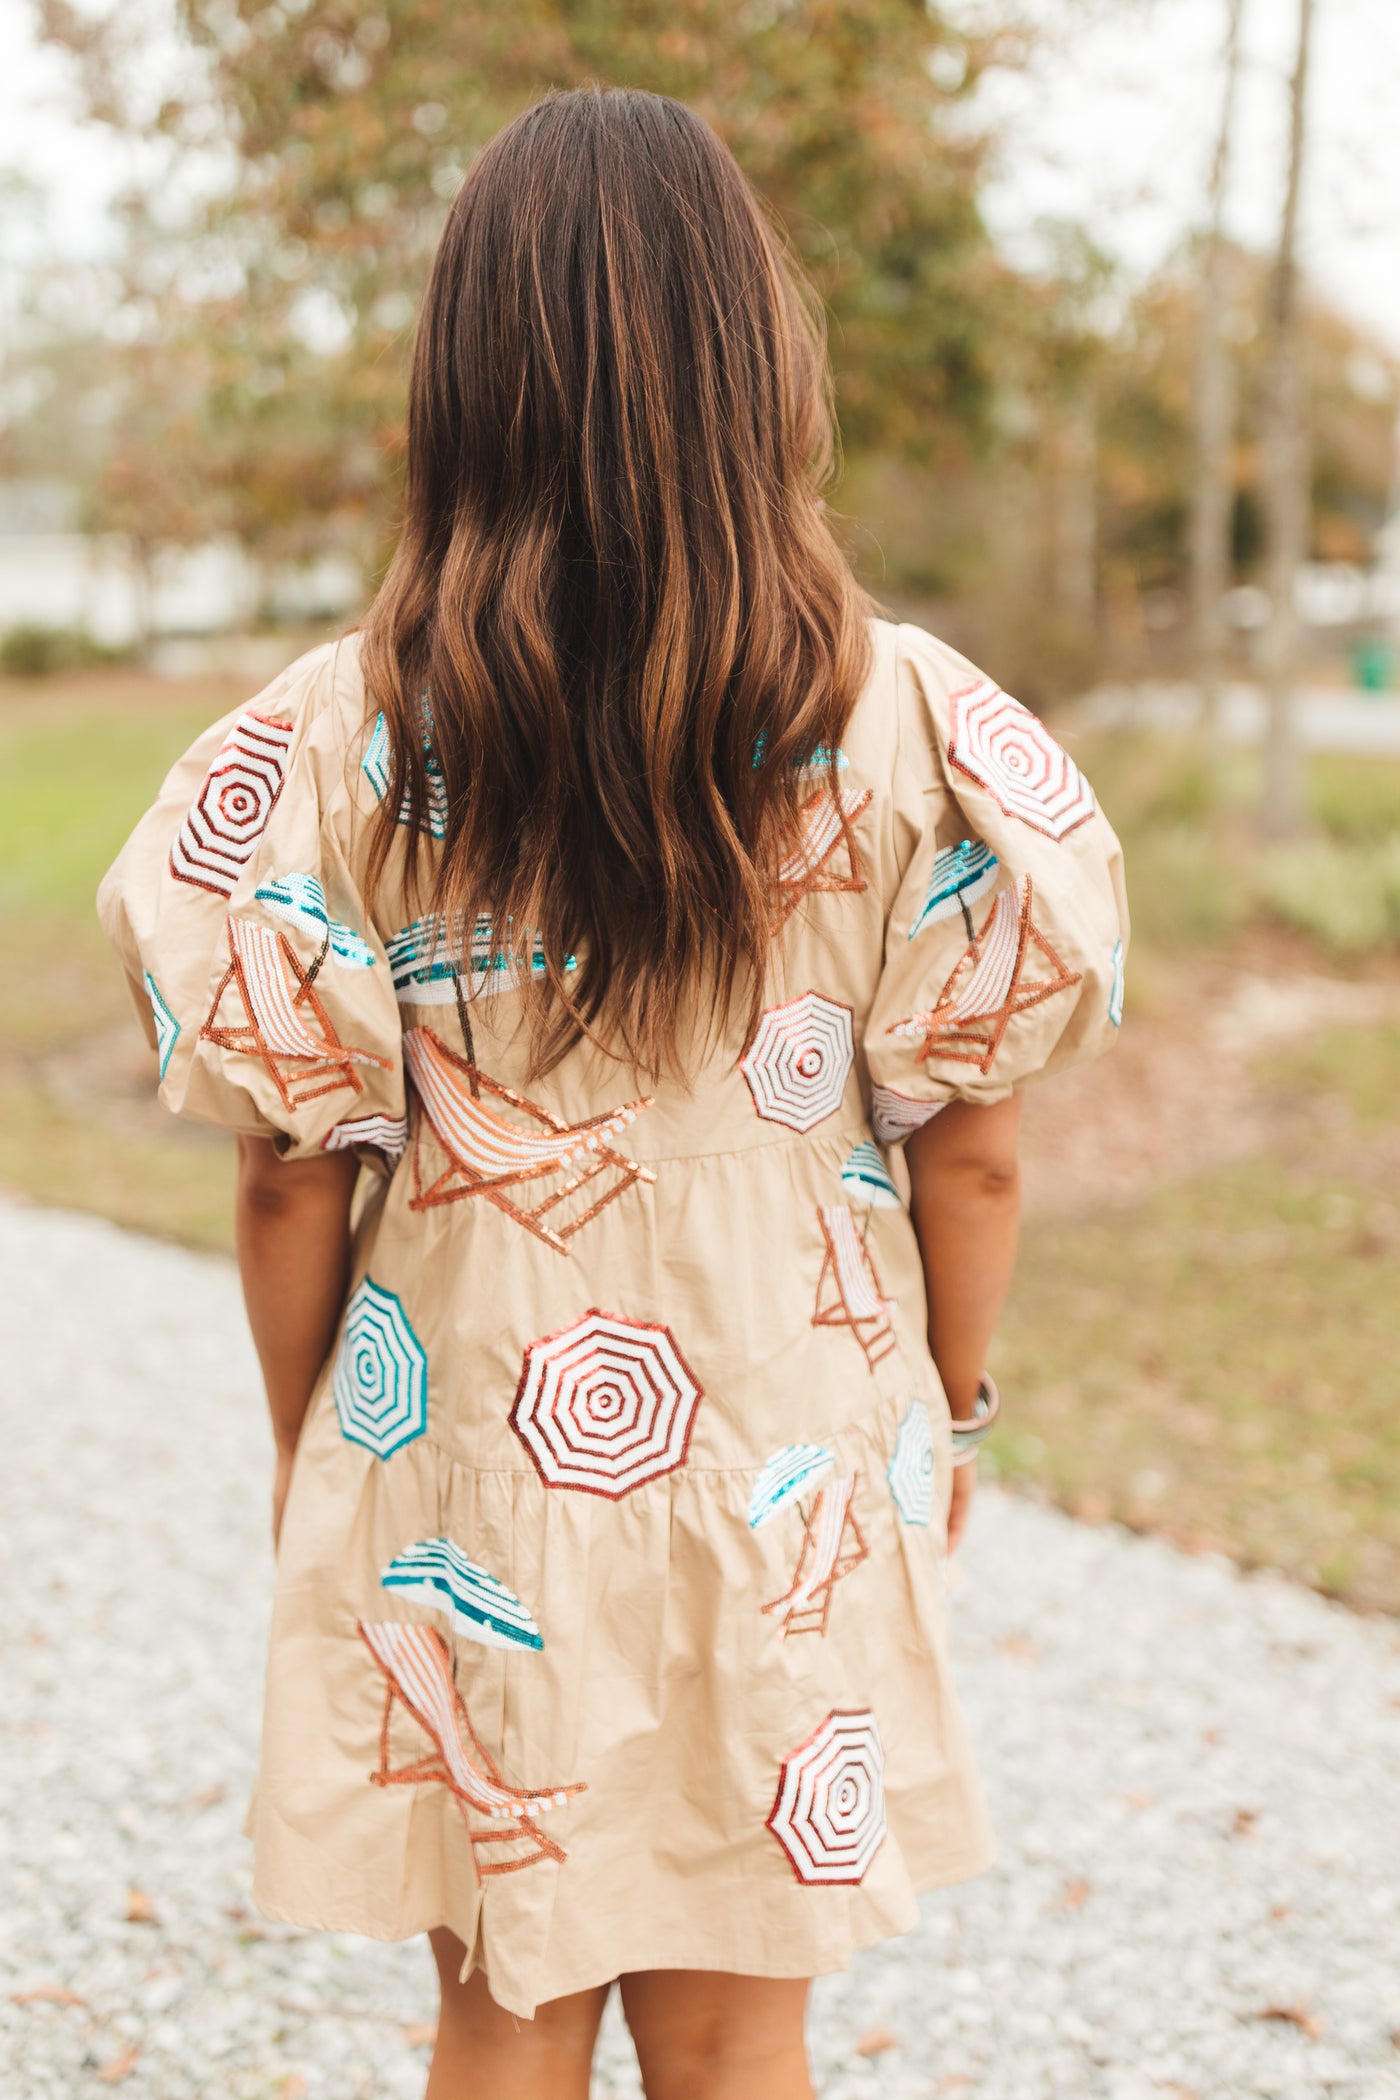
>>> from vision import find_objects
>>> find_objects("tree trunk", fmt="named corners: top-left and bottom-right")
top-left (1259, 0), bottom-right (1315, 838)
top-left (1055, 378), bottom-right (1097, 635)
top-left (1190, 0), bottom-right (1245, 739)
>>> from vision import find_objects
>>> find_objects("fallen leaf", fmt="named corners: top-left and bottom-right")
top-left (934, 2080), bottom-right (973, 2093)
top-left (855, 2027), bottom-right (898, 2057)
top-left (187, 1783), bottom-right (227, 1811)
top-left (403, 2023), bottom-right (438, 2049)
top-left (8, 1985), bottom-right (87, 2009)
top-left (1060, 1878), bottom-right (1092, 1910)
top-left (998, 1633), bottom-right (1037, 1662)
top-left (1270, 1905), bottom-right (1292, 1923)
top-left (1254, 2003), bottom-right (1322, 2040)
top-left (1232, 1808), bottom-right (1259, 1837)
top-left (1120, 1791), bottom-right (1154, 1812)
top-left (97, 2046), bottom-right (140, 2085)
top-left (279, 2077), bottom-right (307, 2100)
top-left (1154, 2086), bottom-right (1199, 2099)
top-left (125, 1890), bottom-right (159, 1927)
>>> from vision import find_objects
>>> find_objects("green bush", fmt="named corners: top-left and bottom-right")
top-left (1311, 752), bottom-right (1400, 843)
top-left (1260, 836), bottom-right (1400, 952)
top-left (0, 625), bottom-right (133, 677)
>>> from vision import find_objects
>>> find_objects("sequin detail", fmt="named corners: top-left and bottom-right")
top-left (887, 1401), bottom-right (934, 1526)
top-left (947, 679), bottom-right (1095, 840)
top-left (144, 971), bottom-right (180, 1081)
top-left (772, 787), bottom-right (871, 928)
top-left (380, 1539), bottom-right (544, 1652)
top-left (762, 1474), bottom-right (869, 1639)
top-left (358, 1621), bottom-right (584, 1876)
top-left (169, 710), bottom-right (294, 896)
top-left (909, 839), bottom-right (1000, 940)
top-left (747, 1445), bottom-right (836, 1528)
top-left (510, 1308), bottom-right (703, 1499)
top-left (812, 1204), bottom-right (896, 1371)
top-left (387, 913), bottom-right (575, 1006)
top-left (333, 1277), bottom-right (429, 1458)
top-left (869, 1087), bottom-right (947, 1146)
top-left (766, 1708), bottom-right (887, 1886)
top-left (886, 875), bottom-right (1081, 1075)
top-left (255, 871), bottom-right (376, 968)
top-left (362, 709), bottom-right (448, 837)
top-left (323, 1114), bottom-right (409, 1166)
top-left (403, 1026), bottom-right (653, 1253)
top-left (840, 1141), bottom-right (902, 1210)
top-left (739, 992), bottom-right (855, 1134)
top-left (200, 917), bottom-right (392, 1112)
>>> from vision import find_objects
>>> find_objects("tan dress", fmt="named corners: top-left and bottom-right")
top-left (99, 617), bottom-right (1128, 2016)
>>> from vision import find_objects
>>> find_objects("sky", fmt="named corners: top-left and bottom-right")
top-left (2, 0), bottom-right (1399, 351)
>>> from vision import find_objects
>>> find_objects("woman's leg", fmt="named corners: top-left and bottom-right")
top-left (426, 1928), bottom-right (610, 2100)
top-left (619, 1969), bottom-right (813, 2100)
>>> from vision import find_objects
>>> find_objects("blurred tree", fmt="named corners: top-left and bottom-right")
top-left (37, 0), bottom-right (1027, 571)
top-left (1190, 0), bottom-right (1244, 736)
top-left (1259, 0), bottom-right (1315, 839)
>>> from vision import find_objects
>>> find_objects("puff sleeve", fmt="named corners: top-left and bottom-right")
top-left (864, 624), bottom-right (1128, 1142)
top-left (97, 639), bottom-right (408, 1170)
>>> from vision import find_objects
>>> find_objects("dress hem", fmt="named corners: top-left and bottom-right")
top-left (252, 1836), bottom-right (997, 2020)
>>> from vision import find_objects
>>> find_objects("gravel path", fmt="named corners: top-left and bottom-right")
top-left (4, 1199), bottom-right (1399, 2100)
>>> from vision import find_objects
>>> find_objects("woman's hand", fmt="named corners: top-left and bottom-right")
top-left (946, 1458), bottom-right (976, 1555)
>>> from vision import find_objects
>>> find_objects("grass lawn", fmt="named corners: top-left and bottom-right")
top-left (0, 675), bottom-right (244, 1247)
top-left (3, 673), bottom-right (1398, 1606)
top-left (998, 1137), bottom-right (1400, 1612)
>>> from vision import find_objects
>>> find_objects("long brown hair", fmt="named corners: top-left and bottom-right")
top-left (361, 86), bottom-right (871, 1076)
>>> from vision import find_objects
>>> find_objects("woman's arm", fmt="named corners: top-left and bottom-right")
top-left (904, 1093), bottom-right (1022, 1552)
top-left (235, 1135), bottom-right (360, 1544)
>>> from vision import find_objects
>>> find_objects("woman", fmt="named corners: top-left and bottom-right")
top-left (101, 87), bottom-right (1127, 2100)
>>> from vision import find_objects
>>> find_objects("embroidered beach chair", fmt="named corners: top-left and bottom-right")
top-left (762, 1474), bottom-right (868, 1639)
top-left (772, 787), bottom-right (872, 928)
top-left (403, 1026), bottom-right (654, 1254)
top-left (812, 1204), bottom-right (896, 1371)
top-left (200, 917), bottom-right (392, 1113)
top-left (888, 875), bottom-right (1081, 1076)
top-left (358, 1620), bottom-right (585, 1877)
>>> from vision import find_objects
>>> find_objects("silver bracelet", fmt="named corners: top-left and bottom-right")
top-left (950, 1375), bottom-right (999, 1468)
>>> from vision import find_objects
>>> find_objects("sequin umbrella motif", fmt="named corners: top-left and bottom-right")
top-left (747, 1445), bottom-right (835, 1529)
top-left (169, 710), bottom-right (294, 895)
top-left (947, 678), bottom-right (1096, 840)
top-left (767, 1708), bottom-right (888, 1885)
top-left (333, 1277), bottom-right (429, 1458)
top-left (739, 991), bottom-right (854, 1133)
top-left (510, 1308), bottom-right (703, 1498)
top-left (840, 1141), bottom-right (903, 1210)
top-left (887, 1401), bottom-right (934, 1526)
top-left (380, 1539), bottom-right (543, 1651)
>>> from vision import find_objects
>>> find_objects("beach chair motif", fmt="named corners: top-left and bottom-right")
top-left (200, 916), bottom-right (392, 1113)
top-left (886, 875), bottom-right (1080, 1076)
top-left (812, 1203), bottom-right (896, 1371)
top-left (762, 1473), bottom-right (868, 1639)
top-left (402, 1026), bottom-right (654, 1254)
top-left (358, 1621), bottom-right (585, 1878)
top-left (772, 787), bottom-right (872, 927)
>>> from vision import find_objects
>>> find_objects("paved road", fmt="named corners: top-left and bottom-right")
top-left (3, 1200), bottom-right (1399, 2099)
top-left (1076, 681), bottom-right (1400, 756)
